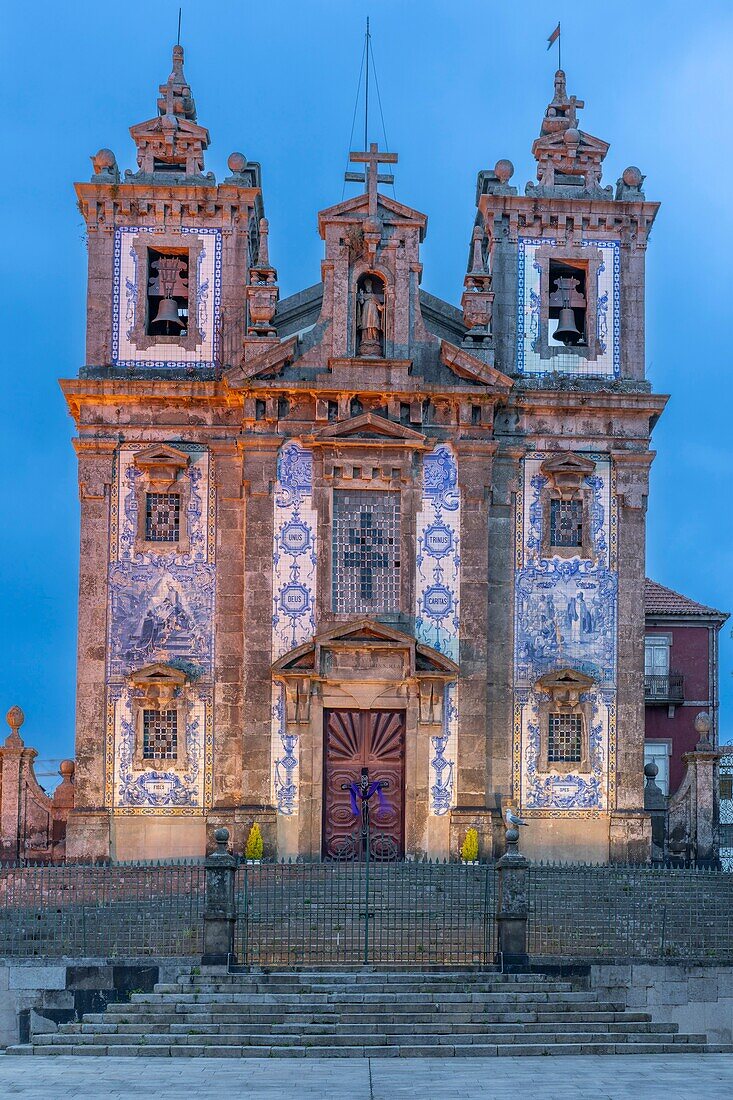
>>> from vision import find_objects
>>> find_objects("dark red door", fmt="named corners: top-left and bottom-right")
top-left (323, 710), bottom-right (405, 859)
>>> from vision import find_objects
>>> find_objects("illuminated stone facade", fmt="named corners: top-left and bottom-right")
top-left (64, 49), bottom-right (666, 862)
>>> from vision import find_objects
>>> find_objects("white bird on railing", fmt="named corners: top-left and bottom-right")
top-left (505, 807), bottom-right (528, 828)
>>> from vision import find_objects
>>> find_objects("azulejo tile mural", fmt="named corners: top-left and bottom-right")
top-left (512, 454), bottom-right (618, 815)
top-left (105, 445), bottom-right (215, 814)
top-left (516, 237), bottom-right (620, 378)
top-left (416, 445), bottom-right (460, 816)
top-left (112, 226), bottom-right (222, 369)
top-left (271, 442), bottom-right (317, 815)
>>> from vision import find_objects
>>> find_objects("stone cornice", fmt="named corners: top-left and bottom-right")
top-left (478, 192), bottom-right (660, 241)
top-left (509, 389), bottom-right (668, 418)
top-left (75, 181), bottom-right (260, 230)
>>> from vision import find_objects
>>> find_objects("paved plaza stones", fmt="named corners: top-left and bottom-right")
top-left (1, 1055), bottom-right (733, 1099)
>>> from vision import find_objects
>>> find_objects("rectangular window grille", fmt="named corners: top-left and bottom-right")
top-left (145, 493), bottom-right (181, 543)
top-left (332, 490), bottom-right (401, 614)
top-left (142, 709), bottom-right (178, 760)
top-left (549, 498), bottom-right (583, 547)
top-left (548, 712), bottom-right (582, 764)
top-left (721, 776), bottom-right (733, 802)
top-left (720, 824), bottom-right (733, 847)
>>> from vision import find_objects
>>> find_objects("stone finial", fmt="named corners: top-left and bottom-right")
top-left (214, 826), bottom-right (230, 851)
top-left (616, 165), bottom-right (646, 200)
top-left (90, 148), bottom-right (119, 183)
top-left (59, 759), bottom-right (75, 780)
top-left (494, 159), bottom-right (514, 185)
top-left (5, 705), bottom-right (25, 748)
top-left (157, 44), bottom-right (197, 122)
top-left (694, 711), bottom-right (712, 749)
top-left (256, 218), bottom-right (270, 267)
top-left (469, 225), bottom-right (485, 274)
top-left (527, 70), bottom-right (611, 198)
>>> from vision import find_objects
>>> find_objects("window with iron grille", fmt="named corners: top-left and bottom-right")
top-left (332, 490), bottom-right (401, 614)
top-left (548, 712), bottom-right (582, 764)
top-left (720, 824), bottom-right (733, 847)
top-left (721, 776), bottom-right (733, 802)
top-left (549, 498), bottom-right (583, 548)
top-left (142, 709), bottom-right (178, 760)
top-left (145, 493), bottom-right (181, 542)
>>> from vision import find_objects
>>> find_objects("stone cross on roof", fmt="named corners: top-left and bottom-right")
top-left (345, 143), bottom-right (398, 217)
top-left (157, 44), bottom-right (197, 123)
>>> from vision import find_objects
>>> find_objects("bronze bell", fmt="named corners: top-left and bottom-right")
top-left (554, 307), bottom-right (581, 346)
top-left (151, 297), bottom-right (184, 330)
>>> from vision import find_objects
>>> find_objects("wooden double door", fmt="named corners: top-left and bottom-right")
top-left (323, 709), bottom-right (406, 859)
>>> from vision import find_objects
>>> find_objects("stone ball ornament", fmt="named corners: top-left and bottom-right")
top-left (227, 152), bottom-right (247, 174)
top-left (694, 711), bottom-right (712, 738)
top-left (494, 159), bottom-right (514, 183)
top-left (94, 148), bottom-right (116, 170)
top-left (622, 165), bottom-right (644, 189)
top-left (6, 705), bottom-right (24, 731)
top-left (644, 760), bottom-right (659, 779)
top-left (214, 826), bottom-right (230, 846)
top-left (60, 759), bottom-right (75, 779)
top-left (564, 127), bottom-right (580, 145)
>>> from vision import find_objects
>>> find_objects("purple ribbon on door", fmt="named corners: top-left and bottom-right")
top-left (348, 781), bottom-right (388, 816)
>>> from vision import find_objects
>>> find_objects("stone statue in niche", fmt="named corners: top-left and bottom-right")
top-left (356, 276), bottom-right (385, 357)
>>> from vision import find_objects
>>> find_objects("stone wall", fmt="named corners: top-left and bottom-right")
top-left (0, 958), bottom-right (193, 1048)
top-left (592, 962), bottom-right (733, 1045)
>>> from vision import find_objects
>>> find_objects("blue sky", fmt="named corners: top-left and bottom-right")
top-left (1, 0), bottom-right (732, 760)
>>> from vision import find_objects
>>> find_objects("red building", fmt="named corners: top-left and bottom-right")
top-left (644, 578), bottom-right (728, 795)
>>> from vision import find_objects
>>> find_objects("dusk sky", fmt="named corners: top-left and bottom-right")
top-left (1, 0), bottom-right (732, 763)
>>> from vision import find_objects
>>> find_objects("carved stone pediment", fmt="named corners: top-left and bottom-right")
top-left (540, 451), bottom-right (596, 498)
top-left (133, 443), bottom-right (189, 485)
top-left (273, 620), bottom-right (457, 727)
top-left (270, 620), bottom-right (457, 677)
top-left (536, 667), bottom-right (594, 706)
top-left (312, 412), bottom-right (426, 445)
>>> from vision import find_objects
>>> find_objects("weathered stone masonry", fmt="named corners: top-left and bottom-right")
top-left (64, 48), bottom-right (666, 863)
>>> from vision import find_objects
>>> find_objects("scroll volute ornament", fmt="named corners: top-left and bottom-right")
top-left (540, 452), bottom-right (596, 500)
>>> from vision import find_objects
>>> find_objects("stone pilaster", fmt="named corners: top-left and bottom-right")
top-left (613, 451), bottom-right (654, 822)
top-left (453, 442), bottom-right (496, 809)
top-left (241, 439), bottom-right (279, 843)
top-left (65, 439), bottom-right (116, 861)
top-left (209, 442), bottom-right (245, 842)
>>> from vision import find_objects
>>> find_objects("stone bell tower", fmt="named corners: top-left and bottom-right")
top-left (64, 45), bottom-right (265, 860)
top-left (467, 70), bottom-right (667, 861)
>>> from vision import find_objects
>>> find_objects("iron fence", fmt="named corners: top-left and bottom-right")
top-left (0, 861), bottom-right (205, 958)
top-left (1, 858), bottom-right (732, 963)
top-left (527, 862), bottom-right (733, 960)
top-left (235, 859), bottom-right (495, 966)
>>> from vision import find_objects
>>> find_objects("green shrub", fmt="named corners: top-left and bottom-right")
top-left (245, 822), bottom-right (264, 860)
top-left (461, 827), bottom-right (479, 862)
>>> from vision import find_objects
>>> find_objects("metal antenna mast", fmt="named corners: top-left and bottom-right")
top-left (364, 17), bottom-right (370, 148)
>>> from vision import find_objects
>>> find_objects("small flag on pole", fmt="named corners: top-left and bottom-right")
top-left (547, 22), bottom-right (560, 49)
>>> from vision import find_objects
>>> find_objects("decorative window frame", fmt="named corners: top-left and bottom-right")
top-left (128, 664), bottom-right (189, 774)
top-left (540, 452), bottom-right (596, 560)
top-left (535, 668), bottom-right (595, 774)
top-left (133, 444), bottom-right (191, 556)
top-left (534, 243), bottom-right (603, 362)
top-left (330, 483), bottom-right (403, 618)
top-left (129, 231), bottom-right (205, 354)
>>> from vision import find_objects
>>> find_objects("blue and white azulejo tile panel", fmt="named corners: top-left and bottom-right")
top-left (516, 237), bottom-right (620, 379)
top-left (415, 445), bottom-right (460, 816)
top-left (513, 454), bottom-right (618, 814)
top-left (107, 444), bottom-right (215, 813)
top-left (111, 226), bottom-right (222, 369)
top-left (271, 442), bottom-right (317, 815)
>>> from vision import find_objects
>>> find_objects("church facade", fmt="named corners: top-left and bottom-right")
top-left (65, 48), bottom-right (666, 863)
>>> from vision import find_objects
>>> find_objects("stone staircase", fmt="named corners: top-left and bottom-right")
top-left (5, 968), bottom-right (725, 1057)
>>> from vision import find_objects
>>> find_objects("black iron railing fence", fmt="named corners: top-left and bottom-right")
top-left (0, 861), bottom-right (205, 958)
top-left (1, 858), bottom-right (732, 963)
